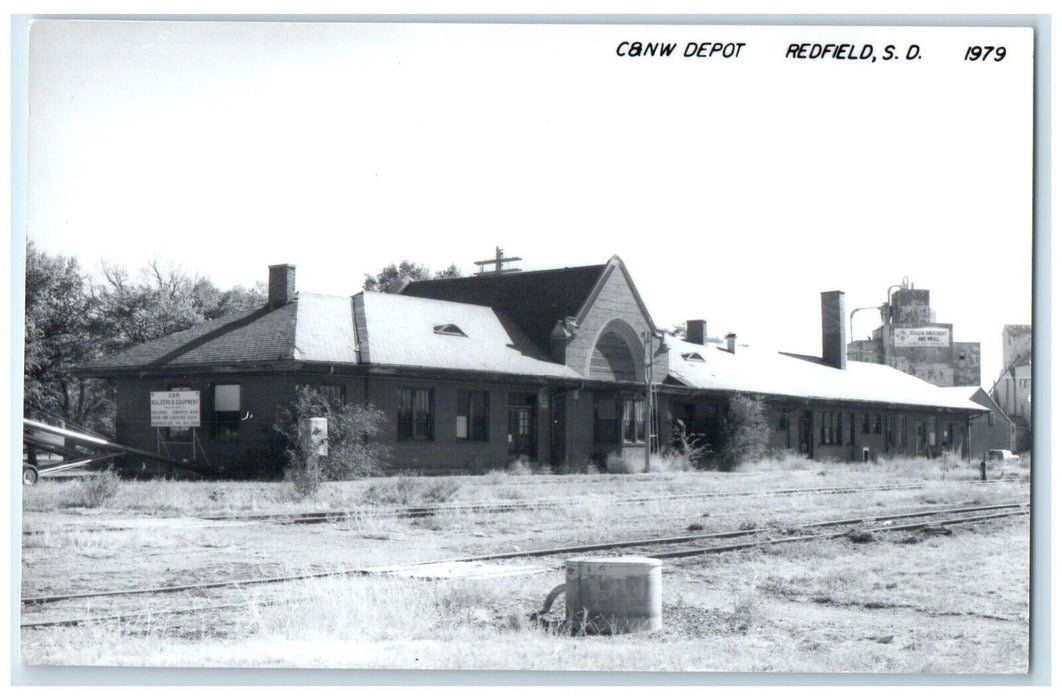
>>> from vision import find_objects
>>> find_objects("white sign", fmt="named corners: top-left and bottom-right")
top-left (150, 391), bottom-right (201, 428)
top-left (894, 327), bottom-right (951, 348)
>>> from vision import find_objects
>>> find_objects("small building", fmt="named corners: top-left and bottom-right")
top-left (847, 279), bottom-right (981, 387)
top-left (938, 386), bottom-right (1014, 459)
top-left (77, 257), bottom-right (987, 477)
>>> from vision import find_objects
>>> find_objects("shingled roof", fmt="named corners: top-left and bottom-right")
top-left (400, 263), bottom-right (607, 354)
top-left (665, 336), bottom-right (988, 412)
top-left (355, 292), bottom-right (580, 379)
top-left (79, 293), bottom-right (356, 373)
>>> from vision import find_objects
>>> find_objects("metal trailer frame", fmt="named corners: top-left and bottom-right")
top-left (22, 418), bottom-right (188, 485)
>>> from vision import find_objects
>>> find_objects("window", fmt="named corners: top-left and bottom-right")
top-left (778, 412), bottom-right (788, 431)
top-left (457, 391), bottom-right (489, 441)
top-left (212, 384), bottom-right (241, 439)
top-left (682, 352), bottom-right (705, 362)
top-left (319, 384), bottom-right (346, 405)
top-left (821, 411), bottom-right (843, 445)
top-left (593, 399), bottom-right (619, 445)
top-left (397, 388), bottom-right (433, 441)
top-left (899, 416), bottom-right (907, 446)
top-left (622, 399), bottom-right (646, 444)
top-left (988, 412), bottom-right (995, 427)
top-left (862, 413), bottom-right (870, 434)
top-left (873, 415), bottom-right (883, 434)
top-left (885, 415), bottom-right (894, 446)
top-left (849, 412), bottom-right (856, 445)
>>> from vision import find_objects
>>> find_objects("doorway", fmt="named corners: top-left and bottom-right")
top-left (798, 410), bottom-right (814, 458)
top-left (508, 393), bottom-right (536, 460)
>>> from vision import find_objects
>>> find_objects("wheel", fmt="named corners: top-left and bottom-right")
top-left (22, 466), bottom-right (39, 486)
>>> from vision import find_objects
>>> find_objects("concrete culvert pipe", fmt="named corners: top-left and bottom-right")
top-left (564, 556), bottom-right (662, 635)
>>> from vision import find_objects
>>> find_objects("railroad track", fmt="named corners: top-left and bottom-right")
top-left (22, 477), bottom-right (1015, 536)
top-left (20, 500), bottom-right (1029, 629)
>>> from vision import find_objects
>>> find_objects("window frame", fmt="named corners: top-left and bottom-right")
top-left (211, 383), bottom-right (242, 440)
top-left (622, 398), bottom-right (646, 445)
top-left (821, 410), bottom-right (843, 446)
top-left (397, 387), bottom-right (434, 442)
top-left (456, 390), bottom-right (489, 442)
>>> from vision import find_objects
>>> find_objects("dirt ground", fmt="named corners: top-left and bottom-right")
top-left (18, 463), bottom-right (1030, 673)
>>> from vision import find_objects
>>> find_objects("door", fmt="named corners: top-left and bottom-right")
top-left (508, 392), bottom-right (537, 461)
top-left (798, 410), bottom-right (814, 458)
top-left (550, 391), bottom-right (566, 466)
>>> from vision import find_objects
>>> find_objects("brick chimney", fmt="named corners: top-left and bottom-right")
top-left (268, 264), bottom-right (296, 307)
top-left (821, 290), bottom-right (847, 370)
top-left (726, 333), bottom-right (737, 354)
top-left (687, 319), bottom-right (707, 345)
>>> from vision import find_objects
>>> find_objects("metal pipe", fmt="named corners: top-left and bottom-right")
top-left (848, 306), bottom-right (881, 342)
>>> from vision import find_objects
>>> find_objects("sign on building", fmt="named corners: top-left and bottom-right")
top-left (894, 327), bottom-right (951, 348)
top-left (150, 390), bottom-right (201, 428)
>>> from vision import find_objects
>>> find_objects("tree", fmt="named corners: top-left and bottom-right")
top-left (719, 394), bottom-right (769, 470)
top-left (24, 247), bottom-right (268, 433)
top-left (666, 323), bottom-right (687, 341)
top-left (91, 260), bottom-right (265, 355)
top-left (363, 260), bottom-right (462, 292)
top-left (275, 387), bottom-right (391, 497)
top-left (23, 243), bottom-right (110, 429)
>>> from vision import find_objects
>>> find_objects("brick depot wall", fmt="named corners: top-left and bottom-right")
top-left (115, 374), bottom-right (300, 477)
top-left (801, 406), bottom-right (973, 461)
top-left (667, 395), bottom-right (978, 463)
top-left (365, 376), bottom-right (554, 473)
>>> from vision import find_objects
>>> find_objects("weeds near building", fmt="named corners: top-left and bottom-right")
top-left (670, 419), bottom-right (711, 470)
top-left (275, 387), bottom-right (391, 497)
top-left (68, 469), bottom-right (121, 508)
top-left (720, 394), bottom-right (769, 471)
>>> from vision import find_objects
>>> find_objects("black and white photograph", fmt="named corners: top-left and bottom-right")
top-left (15, 16), bottom-right (1039, 678)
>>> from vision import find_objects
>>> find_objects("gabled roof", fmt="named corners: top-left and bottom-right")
top-left (939, 386), bottom-right (1013, 419)
top-left (79, 293), bottom-right (355, 372)
top-left (400, 262), bottom-right (607, 353)
top-left (665, 337), bottom-right (988, 412)
top-left (355, 292), bottom-right (580, 380)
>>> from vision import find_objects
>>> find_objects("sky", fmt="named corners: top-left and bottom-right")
top-left (25, 20), bottom-right (1034, 387)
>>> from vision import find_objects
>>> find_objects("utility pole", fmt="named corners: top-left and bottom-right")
top-left (473, 247), bottom-right (522, 276)
top-left (644, 330), bottom-right (655, 474)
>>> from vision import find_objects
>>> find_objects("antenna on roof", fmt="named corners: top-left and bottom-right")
top-left (473, 247), bottom-right (522, 276)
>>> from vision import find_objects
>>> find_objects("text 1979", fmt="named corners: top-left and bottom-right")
top-left (964, 46), bottom-right (1007, 62)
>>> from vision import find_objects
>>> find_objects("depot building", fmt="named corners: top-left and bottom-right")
top-left (77, 257), bottom-right (987, 478)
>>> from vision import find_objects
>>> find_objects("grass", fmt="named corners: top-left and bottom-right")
top-left (21, 517), bottom-right (1028, 671)
top-left (20, 454), bottom-right (1030, 672)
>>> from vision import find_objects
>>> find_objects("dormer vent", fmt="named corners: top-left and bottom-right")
top-left (433, 324), bottom-right (467, 337)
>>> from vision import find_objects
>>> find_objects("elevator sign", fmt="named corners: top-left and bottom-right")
top-left (894, 327), bottom-right (950, 348)
top-left (150, 391), bottom-right (201, 428)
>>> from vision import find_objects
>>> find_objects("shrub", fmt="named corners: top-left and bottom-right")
top-left (670, 419), bottom-right (711, 470)
top-left (719, 393), bottom-right (769, 471)
top-left (275, 387), bottom-right (391, 497)
top-left (68, 469), bottom-right (121, 508)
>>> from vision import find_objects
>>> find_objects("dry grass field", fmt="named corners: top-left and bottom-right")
top-left (19, 456), bottom-right (1030, 673)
